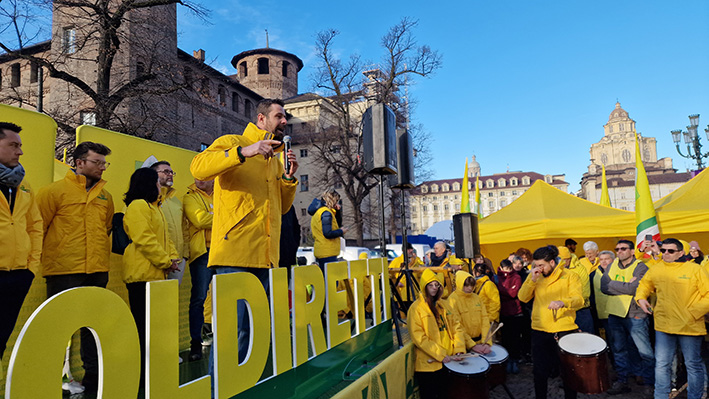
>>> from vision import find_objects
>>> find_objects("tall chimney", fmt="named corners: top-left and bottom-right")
top-left (193, 49), bottom-right (205, 62)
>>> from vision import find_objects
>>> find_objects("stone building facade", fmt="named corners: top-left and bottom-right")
top-left (579, 102), bottom-right (691, 210)
top-left (409, 156), bottom-right (569, 235)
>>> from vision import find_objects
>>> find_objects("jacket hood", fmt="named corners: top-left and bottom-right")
top-left (455, 271), bottom-right (473, 291)
top-left (307, 197), bottom-right (325, 216)
top-left (421, 268), bottom-right (443, 289)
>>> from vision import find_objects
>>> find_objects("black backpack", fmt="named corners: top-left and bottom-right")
top-left (111, 212), bottom-right (132, 255)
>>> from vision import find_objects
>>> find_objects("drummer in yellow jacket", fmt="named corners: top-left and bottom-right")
top-left (472, 263), bottom-right (501, 322)
top-left (447, 271), bottom-right (492, 354)
top-left (518, 245), bottom-right (583, 399)
top-left (408, 268), bottom-right (465, 399)
top-left (636, 238), bottom-right (709, 399)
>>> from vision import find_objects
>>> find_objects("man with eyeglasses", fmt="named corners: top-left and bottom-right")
top-left (636, 238), bottom-right (709, 399)
top-left (36, 141), bottom-right (114, 394)
top-left (600, 239), bottom-right (653, 397)
top-left (150, 161), bottom-right (188, 284)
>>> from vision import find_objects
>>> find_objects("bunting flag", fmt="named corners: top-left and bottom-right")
top-left (475, 175), bottom-right (482, 219)
top-left (600, 164), bottom-right (611, 207)
top-left (461, 159), bottom-right (471, 213)
top-left (634, 133), bottom-right (660, 247)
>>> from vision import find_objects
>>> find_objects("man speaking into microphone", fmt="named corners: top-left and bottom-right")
top-left (190, 98), bottom-right (298, 363)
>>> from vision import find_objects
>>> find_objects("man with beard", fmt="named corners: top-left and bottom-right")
top-left (190, 98), bottom-right (298, 366)
top-left (36, 141), bottom-right (114, 394)
top-left (519, 245), bottom-right (583, 399)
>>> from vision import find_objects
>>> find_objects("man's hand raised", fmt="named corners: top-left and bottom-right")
top-left (241, 140), bottom-right (282, 160)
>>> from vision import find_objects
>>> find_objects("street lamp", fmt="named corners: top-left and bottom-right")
top-left (670, 114), bottom-right (709, 171)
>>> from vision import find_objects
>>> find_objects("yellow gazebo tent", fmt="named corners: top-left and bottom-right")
top-left (654, 168), bottom-right (709, 246)
top-left (478, 180), bottom-right (636, 262)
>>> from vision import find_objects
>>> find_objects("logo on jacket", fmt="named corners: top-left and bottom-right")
top-left (98, 194), bottom-right (108, 201)
top-left (19, 185), bottom-right (30, 193)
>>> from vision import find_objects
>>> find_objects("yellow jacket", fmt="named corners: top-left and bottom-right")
top-left (579, 256), bottom-right (599, 274)
top-left (190, 123), bottom-right (298, 268)
top-left (160, 186), bottom-right (188, 259)
top-left (311, 206), bottom-right (341, 259)
top-left (0, 178), bottom-right (42, 274)
top-left (567, 262), bottom-right (591, 308)
top-left (474, 275), bottom-right (500, 322)
top-left (389, 254), bottom-right (423, 300)
top-left (408, 269), bottom-right (466, 372)
top-left (183, 184), bottom-right (213, 263)
top-left (122, 199), bottom-right (178, 283)
top-left (36, 171), bottom-right (113, 276)
top-left (448, 271), bottom-right (491, 350)
top-left (636, 260), bottom-right (709, 336)
top-left (518, 260), bottom-right (583, 333)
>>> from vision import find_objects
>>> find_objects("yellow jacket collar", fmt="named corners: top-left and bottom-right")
top-left (160, 185), bottom-right (176, 200)
top-left (243, 123), bottom-right (285, 152)
top-left (187, 183), bottom-right (211, 197)
top-left (65, 169), bottom-right (106, 191)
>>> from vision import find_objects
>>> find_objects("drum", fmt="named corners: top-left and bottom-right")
top-left (444, 356), bottom-right (490, 399)
top-left (480, 344), bottom-right (509, 387)
top-left (558, 332), bottom-right (610, 394)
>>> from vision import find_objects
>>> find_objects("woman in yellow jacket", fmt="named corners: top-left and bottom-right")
top-left (122, 168), bottom-right (179, 369)
top-left (473, 263), bottom-right (501, 322)
top-left (408, 268), bottom-right (465, 399)
top-left (447, 271), bottom-right (492, 354)
top-left (309, 189), bottom-right (347, 271)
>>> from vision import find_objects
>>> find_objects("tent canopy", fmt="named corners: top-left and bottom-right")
top-left (653, 168), bottom-right (709, 243)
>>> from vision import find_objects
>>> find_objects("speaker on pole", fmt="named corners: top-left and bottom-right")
top-left (362, 103), bottom-right (398, 175)
top-left (389, 128), bottom-right (415, 189)
top-left (453, 213), bottom-right (480, 259)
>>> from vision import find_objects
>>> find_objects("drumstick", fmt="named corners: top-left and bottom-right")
top-left (484, 322), bottom-right (504, 344)
top-left (482, 322), bottom-right (496, 345)
top-left (427, 353), bottom-right (479, 363)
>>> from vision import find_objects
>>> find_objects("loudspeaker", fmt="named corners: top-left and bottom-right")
top-left (453, 213), bottom-right (480, 259)
top-left (389, 128), bottom-right (415, 189)
top-left (362, 103), bottom-right (397, 175)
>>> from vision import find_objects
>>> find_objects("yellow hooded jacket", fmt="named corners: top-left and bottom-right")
top-left (182, 183), bottom-right (213, 264)
top-left (518, 260), bottom-right (583, 333)
top-left (579, 256), bottom-right (599, 274)
top-left (0, 178), bottom-right (42, 274)
top-left (160, 186), bottom-right (188, 259)
top-left (190, 123), bottom-right (298, 268)
top-left (447, 271), bottom-right (491, 350)
top-left (408, 268), bottom-right (466, 372)
top-left (474, 274), bottom-right (501, 322)
top-left (635, 260), bottom-right (709, 336)
top-left (36, 171), bottom-right (113, 276)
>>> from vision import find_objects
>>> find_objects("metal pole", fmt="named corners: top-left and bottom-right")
top-left (401, 189), bottom-right (409, 268)
top-left (379, 176), bottom-right (387, 257)
top-left (36, 67), bottom-right (43, 113)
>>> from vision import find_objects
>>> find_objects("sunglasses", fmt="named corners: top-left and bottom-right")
top-left (614, 247), bottom-right (630, 251)
top-left (660, 248), bottom-right (679, 254)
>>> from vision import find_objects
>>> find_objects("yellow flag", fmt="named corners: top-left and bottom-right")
top-left (475, 175), bottom-right (482, 219)
top-left (461, 159), bottom-right (470, 213)
top-left (634, 133), bottom-right (660, 246)
top-left (600, 164), bottom-right (611, 207)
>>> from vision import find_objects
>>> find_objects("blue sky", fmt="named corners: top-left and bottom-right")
top-left (6, 1), bottom-right (707, 192)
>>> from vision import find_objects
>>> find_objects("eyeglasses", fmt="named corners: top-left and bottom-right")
top-left (83, 159), bottom-right (110, 168)
top-left (158, 170), bottom-right (176, 176)
top-left (614, 247), bottom-right (630, 251)
top-left (660, 248), bottom-right (678, 254)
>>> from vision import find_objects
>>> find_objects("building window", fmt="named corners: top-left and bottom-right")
top-left (452, 182), bottom-right (460, 191)
top-left (510, 178), bottom-right (518, 186)
top-left (500, 200), bottom-right (506, 207)
top-left (545, 175), bottom-right (552, 183)
top-left (80, 111), bottom-right (96, 126)
top-left (411, 206), bottom-right (416, 213)
top-left (301, 208), bottom-right (306, 217)
top-left (443, 195), bottom-right (448, 200)
top-left (622, 149), bottom-right (631, 163)
top-left (444, 204), bottom-right (449, 211)
top-left (442, 183), bottom-right (449, 192)
top-left (455, 204), bottom-right (460, 211)
top-left (136, 61), bottom-right (146, 77)
top-left (200, 143), bottom-right (209, 151)
top-left (432, 196), bottom-right (437, 201)
top-left (486, 180), bottom-right (494, 188)
top-left (240, 61), bottom-right (248, 78)
top-left (431, 184), bottom-right (438, 192)
top-left (282, 61), bottom-right (290, 77)
top-left (300, 175), bottom-right (309, 192)
top-left (454, 195), bottom-right (458, 200)
top-left (62, 27), bottom-right (76, 54)
top-left (422, 205), bottom-right (427, 212)
top-left (258, 58), bottom-right (269, 74)
top-left (231, 92), bottom-right (239, 112)
top-left (433, 205), bottom-right (438, 211)
top-left (300, 149), bottom-right (308, 157)
top-left (330, 145), bottom-right (341, 154)
top-left (488, 192), bottom-right (494, 197)
top-left (30, 62), bottom-right (39, 83)
top-left (500, 191), bottom-right (505, 196)
top-left (488, 200), bottom-right (494, 208)
top-left (522, 177), bottom-right (530, 185)
top-left (498, 179), bottom-right (506, 187)
top-left (512, 190), bottom-right (517, 195)
top-left (421, 186), bottom-right (428, 193)
top-left (218, 85), bottom-right (226, 106)
top-left (245, 100), bottom-right (252, 119)
top-left (10, 63), bottom-right (20, 87)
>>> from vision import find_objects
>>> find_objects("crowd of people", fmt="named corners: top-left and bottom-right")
top-left (399, 238), bottom-right (709, 399)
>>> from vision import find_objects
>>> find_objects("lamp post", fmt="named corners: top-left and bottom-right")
top-left (670, 114), bottom-right (709, 171)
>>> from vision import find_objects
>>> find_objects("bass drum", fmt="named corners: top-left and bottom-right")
top-left (558, 332), bottom-right (610, 394)
top-left (444, 356), bottom-right (490, 399)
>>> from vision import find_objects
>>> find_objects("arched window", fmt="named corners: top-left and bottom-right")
top-left (452, 182), bottom-right (460, 191)
top-left (431, 184), bottom-right (439, 192)
top-left (244, 100), bottom-right (253, 119)
top-left (486, 180), bottom-right (494, 188)
top-left (200, 78), bottom-right (210, 97)
top-left (282, 61), bottom-right (290, 77)
top-left (217, 85), bottom-right (226, 106)
top-left (240, 61), bottom-right (248, 78)
top-left (442, 183), bottom-right (449, 192)
top-left (232, 92), bottom-right (240, 112)
top-left (258, 58), bottom-right (269, 74)
top-left (498, 178), bottom-right (506, 187)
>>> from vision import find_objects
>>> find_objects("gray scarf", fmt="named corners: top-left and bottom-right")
top-left (0, 163), bottom-right (25, 188)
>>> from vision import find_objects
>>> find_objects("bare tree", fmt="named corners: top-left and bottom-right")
top-left (308, 18), bottom-right (441, 245)
top-left (0, 0), bottom-right (208, 154)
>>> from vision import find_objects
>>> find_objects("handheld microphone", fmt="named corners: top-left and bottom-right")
top-left (283, 136), bottom-right (292, 173)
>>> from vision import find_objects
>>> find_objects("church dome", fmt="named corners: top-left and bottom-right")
top-left (609, 102), bottom-right (629, 122)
